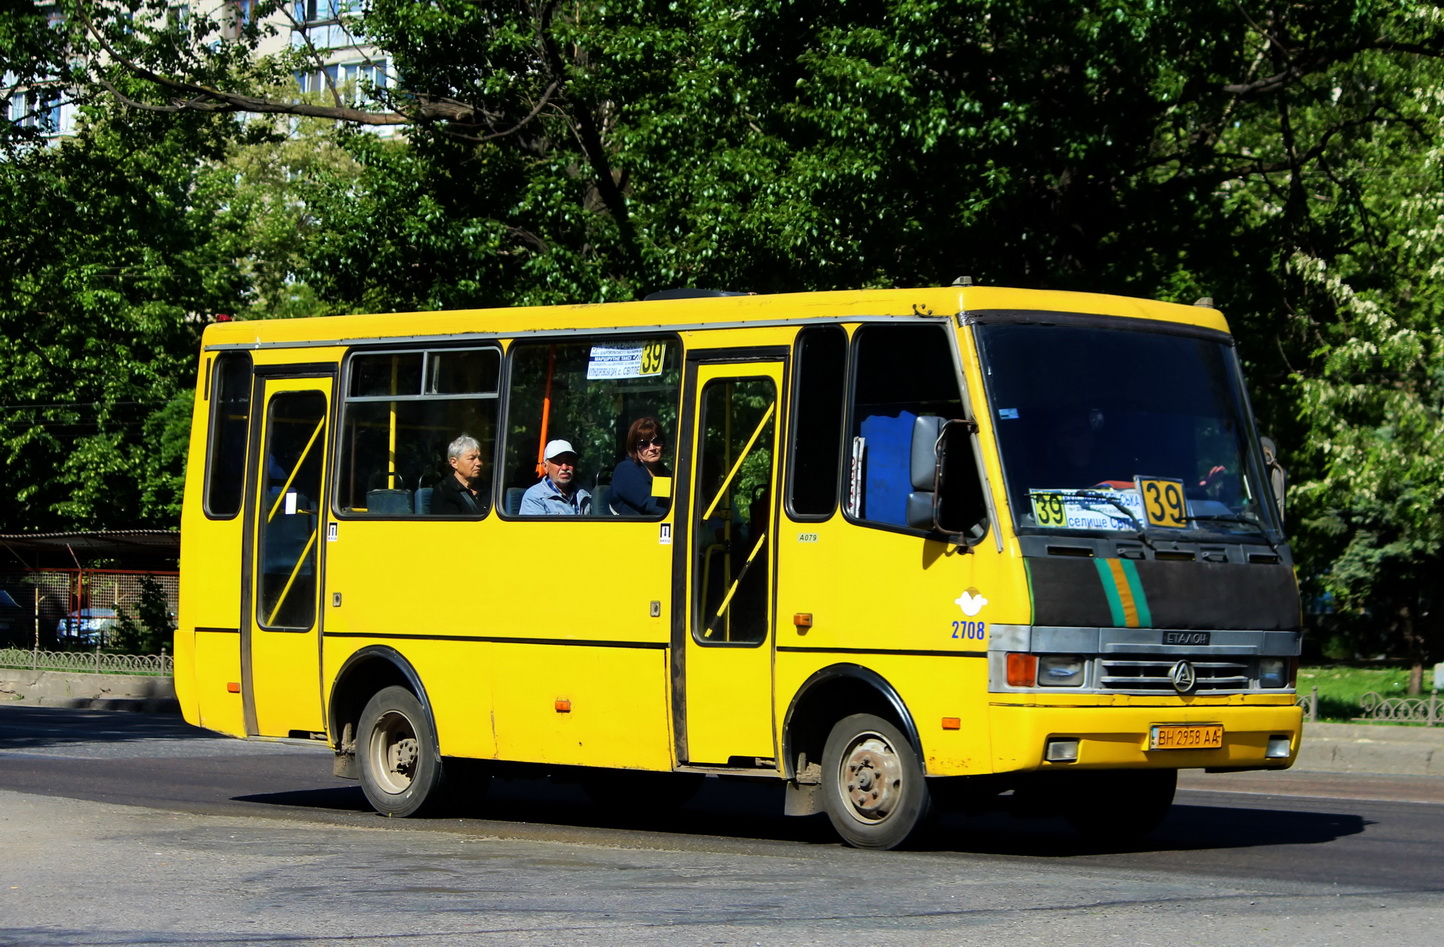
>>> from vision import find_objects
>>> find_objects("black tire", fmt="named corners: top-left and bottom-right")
top-left (820, 713), bottom-right (932, 850)
top-left (357, 685), bottom-right (446, 818)
top-left (1061, 768), bottom-right (1177, 844)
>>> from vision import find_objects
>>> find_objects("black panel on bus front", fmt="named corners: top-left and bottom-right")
top-left (1024, 552), bottom-right (1301, 632)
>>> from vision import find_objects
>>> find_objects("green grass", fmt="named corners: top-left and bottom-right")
top-left (1298, 665), bottom-right (1439, 722)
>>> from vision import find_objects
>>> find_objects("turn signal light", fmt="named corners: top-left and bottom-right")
top-left (555, 698), bottom-right (572, 713)
top-left (1006, 653), bottom-right (1038, 687)
top-left (226, 682), bottom-right (241, 694)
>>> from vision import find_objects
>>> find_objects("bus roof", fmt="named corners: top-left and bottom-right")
top-left (200, 285), bottom-right (1230, 350)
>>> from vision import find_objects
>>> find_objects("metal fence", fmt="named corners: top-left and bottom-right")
top-left (1358, 690), bottom-right (1442, 727)
top-left (1295, 685), bottom-right (1442, 726)
top-left (0, 647), bottom-right (173, 676)
top-left (0, 569), bottom-right (178, 649)
top-left (1297, 686), bottom-right (1318, 722)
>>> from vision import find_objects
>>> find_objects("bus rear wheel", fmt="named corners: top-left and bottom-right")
top-left (820, 713), bottom-right (932, 850)
top-left (358, 685), bottom-right (445, 818)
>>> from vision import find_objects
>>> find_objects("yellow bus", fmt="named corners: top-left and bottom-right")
top-left (175, 283), bottom-right (1302, 849)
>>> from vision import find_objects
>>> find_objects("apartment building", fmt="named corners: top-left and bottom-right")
top-left (4, 1), bottom-right (392, 141)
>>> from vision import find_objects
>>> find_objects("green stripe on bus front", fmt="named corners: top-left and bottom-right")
top-left (1094, 559), bottom-right (1128, 627)
top-left (1116, 558), bottom-right (1153, 627)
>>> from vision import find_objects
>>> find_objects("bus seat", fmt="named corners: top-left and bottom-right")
top-left (591, 484), bottom-right (614, 516)
top-left (505, 487), bottom-right (526, 515)
top-left (858, 410), bottom-right (917, 526)
top-left (414, 487), bottom-right (433, 515)
top-left (366, 488), bottom-right (412, 515)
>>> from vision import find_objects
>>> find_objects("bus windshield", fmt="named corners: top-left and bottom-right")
top-left (975, 320), bottom-right (1280, 540)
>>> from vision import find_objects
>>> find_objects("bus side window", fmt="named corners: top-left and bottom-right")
top-left (502, 338), bottom-right (681, 516)
top-left (848, 324), bottom-right (970, 530)
top-left (336, 347), bottom-right (501, 517)
top-left (787, 325), bottom-right (847, 519)
top-left (204, 352), bottom-right (252, 519)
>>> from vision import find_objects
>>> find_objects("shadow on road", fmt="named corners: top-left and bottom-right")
top-left (234, 768), bottom-right (1369, 857)
top-left (0, 704), bottom-right (207, 750)
top-left (1, 706), bottom-right (1372, 858)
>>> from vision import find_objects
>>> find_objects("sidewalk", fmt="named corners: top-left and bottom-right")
top-left (1296, 720), bottom-right (1444, 777)
top-left (0, 667), bottom-right (178, 714)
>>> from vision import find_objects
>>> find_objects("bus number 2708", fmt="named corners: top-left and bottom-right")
top-left (951, 621), bottom-right (986, 640)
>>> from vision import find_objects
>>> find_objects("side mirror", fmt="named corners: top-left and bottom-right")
top-left (905, 416), bottom-right (946, 529)
top-left (905, 416), bottom-right (984, 538)
top-left (1259, 435), bottom-right (1286, 525)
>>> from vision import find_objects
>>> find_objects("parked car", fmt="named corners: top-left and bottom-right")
top-left (56, 607), bottom-right (119, 647)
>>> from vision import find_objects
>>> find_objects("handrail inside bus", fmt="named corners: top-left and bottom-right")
top-left (266, 417), bottom-right (325, 523)
top-left (264, 527), bottom-right (319, 627)
top-left (703, 531), bottom-right (768, 640)
top-left (702, 401), bottom-right (775, 522)
top-left (535, 344), bottom-right (556, 477)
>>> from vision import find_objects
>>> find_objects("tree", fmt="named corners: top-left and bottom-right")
top-left (9, 0), bottom-right (1444, 675)
top-left (1280, 61), bottom-right (1444, 684)
top-left (0, 85), bottom-right (255, 529)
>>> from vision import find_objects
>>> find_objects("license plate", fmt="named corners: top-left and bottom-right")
top-left (1150, 724), bottom-right (1223, 750)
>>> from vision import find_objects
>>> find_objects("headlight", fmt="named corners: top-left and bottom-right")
top-left (1258, 658), bottom-right (1287, 688)
top-left (1037, 655), bottom-right (1086, 687)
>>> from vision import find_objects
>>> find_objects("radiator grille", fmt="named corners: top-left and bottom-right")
top-left (1098, 656), bottom-right (1253, 694)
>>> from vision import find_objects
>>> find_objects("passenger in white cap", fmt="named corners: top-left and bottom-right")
top-left (518, 438), bottom-right (593, 515)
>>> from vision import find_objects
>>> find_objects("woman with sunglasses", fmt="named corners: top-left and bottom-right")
top-left (610, 417), bottom-right (672, 515)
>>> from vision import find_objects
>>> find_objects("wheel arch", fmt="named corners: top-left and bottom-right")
top-left (780, 664), bottom-right (924, 779)
top-left (327, 646), bottom-right (439, 761)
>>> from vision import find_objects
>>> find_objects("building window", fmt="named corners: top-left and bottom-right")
top-left (296, 59), bottom-right (388, 104)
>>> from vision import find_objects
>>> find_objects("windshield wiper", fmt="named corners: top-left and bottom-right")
top-left (1185, 511), bottom-right (1280, 553)
top-left (1060, 490), bottom-right (1156, 549)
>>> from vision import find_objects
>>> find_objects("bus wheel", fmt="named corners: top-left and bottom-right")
top-left (358, 685), bottom-right (444, 818)
top-left (1061, 769), bottom-right (1177, 844)
top-left (821, 713), bottom-right (931, 850)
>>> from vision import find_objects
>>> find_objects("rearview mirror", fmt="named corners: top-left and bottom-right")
top-left (905, 416), bottom-right (986, 540)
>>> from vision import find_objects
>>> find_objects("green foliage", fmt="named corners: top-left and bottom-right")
top-left (6, 0), bottom-right (1444, 673)
top-left (111, 576), bottom-right (174, 655)
top-left (0, 95), bottom-right (248, 529)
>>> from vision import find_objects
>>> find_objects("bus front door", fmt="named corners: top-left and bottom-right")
top-left (242, 375), bottom-right (331, 738)
top-left (678, 362), bottom-right (782, 766)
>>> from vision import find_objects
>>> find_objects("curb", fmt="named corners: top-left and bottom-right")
top-left (1295, 721), bottom-right (1444, 777)
top-left (2, 695), bottom-right (181, 714)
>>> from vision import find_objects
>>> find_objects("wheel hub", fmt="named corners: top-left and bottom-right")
top-left (388, 736), bottom-right (419, 778)
top-left (371, 711), bottom-right (421, 794)
top-left (841, 734), bottom-right (904, 823)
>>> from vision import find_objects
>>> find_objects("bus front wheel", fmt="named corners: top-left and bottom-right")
top-left (358, 685), bottom-right (445, 818)
top-left (820, 713), bottom-right (932, 850)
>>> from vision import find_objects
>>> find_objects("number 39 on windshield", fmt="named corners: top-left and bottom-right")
top-left (1138, 477), bottom-right (1187, 528)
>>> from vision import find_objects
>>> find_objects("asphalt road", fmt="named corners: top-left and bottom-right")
top-left (1, 705), bottom-right (1441, 946)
